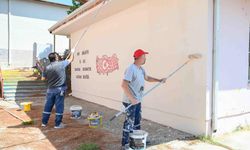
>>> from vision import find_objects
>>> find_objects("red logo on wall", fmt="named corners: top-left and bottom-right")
top-left (96, 54), bottom-right (119, 75)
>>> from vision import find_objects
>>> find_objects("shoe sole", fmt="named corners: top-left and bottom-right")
top-left (54, 126), bottom-right (65, 129)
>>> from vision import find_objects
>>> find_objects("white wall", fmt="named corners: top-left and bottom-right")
top-left (55, 35), bottom-right (69, 55)
top-left (71, 0), bottom-right (209, 135)
top-left (0, 0), bottom-right (69, 67)
top-left (0, 0), bottom-right (9, 66)
top-left (206, 0), bottom-right (250, 135)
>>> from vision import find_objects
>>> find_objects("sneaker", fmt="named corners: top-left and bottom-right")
top-left (54, 123), bottom-right (66, 129)
top-left (41, 123), bottom-right (47, 127)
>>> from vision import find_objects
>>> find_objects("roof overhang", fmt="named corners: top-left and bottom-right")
top-left (48, 0), bottom-right (144, 36)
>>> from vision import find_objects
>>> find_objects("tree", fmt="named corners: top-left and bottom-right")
top-left (67, 0), bottom-right (88, 14)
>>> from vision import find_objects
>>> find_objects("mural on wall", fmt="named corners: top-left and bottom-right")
top-left (96, 54), bottom-right (119, 75)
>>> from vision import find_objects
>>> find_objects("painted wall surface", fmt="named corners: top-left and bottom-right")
top-left (206, 0), bottom-right (250, 135)
top-left (0, 0), bottom-right (69, 67)
top-left (217, 0), bottom-right (250, 134)
top-left (71, 0), bottom-right (209, 135)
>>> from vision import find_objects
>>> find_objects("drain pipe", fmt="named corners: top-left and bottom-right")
top-left (53, 35), bottom-right (56, 52)
top-left (211, 0), bottom-right (220, 134)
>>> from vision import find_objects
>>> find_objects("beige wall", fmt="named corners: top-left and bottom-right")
top-left (70, 0), bottom-right (209, 135)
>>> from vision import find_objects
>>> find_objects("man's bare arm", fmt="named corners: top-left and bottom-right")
top-left (145, 75), bottom-right (166, 83)
top-left (121, 80), bottom-right (138, 105)
top-left (66, 52), bottom-right (74, 63)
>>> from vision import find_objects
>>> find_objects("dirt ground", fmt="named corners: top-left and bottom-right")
top-left (0, 96), bottom-right (195, 150)
top-left (0, 101), bottom-right (120, 150)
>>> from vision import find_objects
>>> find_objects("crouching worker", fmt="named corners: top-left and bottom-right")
top-left (41, 52), bottom-right (74, 129)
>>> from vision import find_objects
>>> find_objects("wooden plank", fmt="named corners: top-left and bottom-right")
top-left (3, 108), bottom-right (32, 123)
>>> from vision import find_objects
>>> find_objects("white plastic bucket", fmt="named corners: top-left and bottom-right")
top-left (129, 130), bottom-right (148, 150)
top-left (70, 105), bottom-right (82, 119)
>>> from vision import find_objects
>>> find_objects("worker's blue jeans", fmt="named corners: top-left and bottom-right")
top-left (122, 102), bottom-right (141, 146)
top-left (42, 88), bottom-right (65, 126)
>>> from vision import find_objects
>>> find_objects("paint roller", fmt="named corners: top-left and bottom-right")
top-left (109, 53), bottom-right (202, 121)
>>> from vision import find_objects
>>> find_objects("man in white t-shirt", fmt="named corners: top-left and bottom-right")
top-left (121, 49), bottom-right (166, 149)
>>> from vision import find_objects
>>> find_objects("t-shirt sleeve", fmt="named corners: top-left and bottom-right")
top-left (62, 60), bottom-right (70, 68)
top-left (123, 66), bottom-right (134, 82)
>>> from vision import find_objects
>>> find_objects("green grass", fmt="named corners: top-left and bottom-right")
top-left (234, 125), bottom-right (250, 132)
top-left (22, 120), bottom-right (34, 125)
top-left (76, 143), bottom-right (100, 150)
top-left (198, 135), bottom-right (233, 150)
top-left (198, 135), bottom-right (217, 145)
top-left (197, 126), bottom-right (250, 150)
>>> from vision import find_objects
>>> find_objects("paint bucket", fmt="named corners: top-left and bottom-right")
top-left (129, 130), bottom-right (148, 150)
top-left (70, 105), bottom-right (82, 119)
top-left (87, 112), bottom-right (103, 128)
top-left (20, 102), bottom-right (33, 112)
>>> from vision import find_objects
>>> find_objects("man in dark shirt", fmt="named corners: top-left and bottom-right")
top-left (41, 52), bottom-right (74, 128)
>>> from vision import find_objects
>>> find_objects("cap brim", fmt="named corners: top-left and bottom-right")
top-left (133, 51), bottom-right (149, 58)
